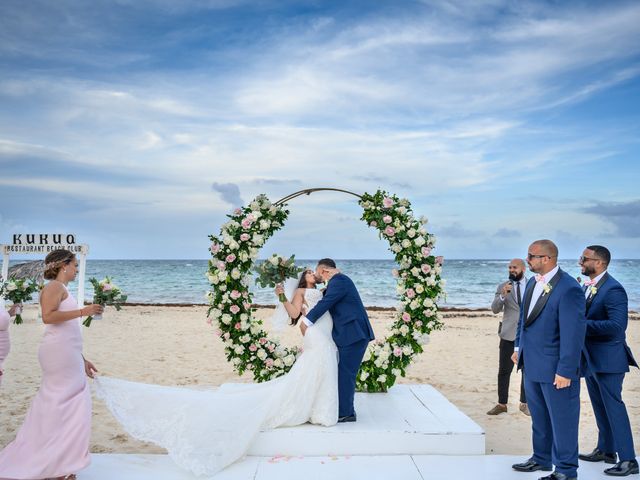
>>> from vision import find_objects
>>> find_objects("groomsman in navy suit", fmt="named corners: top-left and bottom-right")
top-left (512, 240), bottom-right (586, 480)
top-left (578, 245), bottom-right (638, 477)
top-left (301, 258), bottom-right (375, 422)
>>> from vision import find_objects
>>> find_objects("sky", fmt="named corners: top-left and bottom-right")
top-left (1, 0), bottom-right (639, 260)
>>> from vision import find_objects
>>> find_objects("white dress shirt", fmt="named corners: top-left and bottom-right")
top-left (584, 270), bottom-right (607, 299)
top-left (527, 265), bottom-right (559, 317)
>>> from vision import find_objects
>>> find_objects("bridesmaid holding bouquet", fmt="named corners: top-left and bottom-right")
top-left (0, 249), bottom-right (103, 480)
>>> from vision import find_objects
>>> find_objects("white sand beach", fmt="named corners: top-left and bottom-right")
top-left (1, 305), bottom-right (638, 456)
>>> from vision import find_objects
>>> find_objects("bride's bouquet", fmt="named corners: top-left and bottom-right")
top-left (83, 276), bottom-right (127, 327)
top-left (254, 254), bottom-right (304, 302)
top-left (0, 277), bottom-right (42, 324)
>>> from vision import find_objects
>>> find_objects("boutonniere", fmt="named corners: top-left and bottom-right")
top-left (590, 286), bottom-right (598, 296)
top-left (542, 283), bottom-right (552, 295)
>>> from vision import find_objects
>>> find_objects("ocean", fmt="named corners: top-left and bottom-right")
top-left (15, 258), bottom-right (637, 310)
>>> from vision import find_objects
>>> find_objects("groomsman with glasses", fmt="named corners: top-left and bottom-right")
top-left (512, 240), bottom-right (586, 480)
top-left (578, 245), bottom-right (638, 477)
top-left (488, 258), bottom-right (529, 416)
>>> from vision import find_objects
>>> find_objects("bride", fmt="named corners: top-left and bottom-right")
top-left (95, 269), bottom-right (338, 476)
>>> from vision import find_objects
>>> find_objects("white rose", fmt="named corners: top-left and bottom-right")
top-left (231, 269), bottom-right (241, 280)
top-left (392, 368), bottom-right (401, 377)
top-left (259, 220), bottom-right (271, 230)
top-left (250, 201), bottom-right (259, 210)
top-left (407, 228), bottom-right (416, 238)
top-left (268, 255), bottom-right (279, 266)
top-left (360, 371), bottom-right (370, 381)
top-left (257, 349), bottom-right (267, 360)
top-left (414, 236), bottom-right (426, 247)
top-left (274, 358), bottom-right (283, 368)
top-left (219, 284), bottom-right (227, 292)
top-left (402, 239), bottom-right (411, 249)
top-left (399, 325), bottom-right (409, 335)
top-left (391, 244), bottom-right (402, 253)
top-left (221, 314), bottom-right (232, 325)
top-left (402, 345), bottom-right (413, 356)
top-left (253, 234), bottom-right (264, 246)
top-left (415, 284), bottom-right (424, 294)
top-left (377, 374), bottom-right (387, 383)
top-left (284, 355), bottom-right (295, 366)
top-left (363, 348), bottom-right (372, 362)
top-left (234, 345), bottom-right (244, 354)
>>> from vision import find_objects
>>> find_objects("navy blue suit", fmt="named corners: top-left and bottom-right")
top-left (306, 273), bottom-right (375, 417)
top-left (515, 269), bottom-right (586, 478)
top-left (581, 273), bottom-right (637, 461)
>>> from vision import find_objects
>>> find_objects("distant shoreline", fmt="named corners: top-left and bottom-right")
top-left (113, 302), bottom-right (639, 316)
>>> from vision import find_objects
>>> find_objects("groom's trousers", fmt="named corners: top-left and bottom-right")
top-left (338, 339), bottom-right (369, 418)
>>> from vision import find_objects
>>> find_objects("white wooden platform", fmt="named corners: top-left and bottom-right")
top-left (246, 383), bottom-right (484, 456)
top-left (82, 454), bottom-right (637, 480)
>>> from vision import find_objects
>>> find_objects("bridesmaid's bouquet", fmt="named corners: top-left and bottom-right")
top-left (0, 277), bottom-right (42, 324)
top-left (254, 254), bottom-right (305, 302)
top-left (83, 277), bottom-right (127, 327)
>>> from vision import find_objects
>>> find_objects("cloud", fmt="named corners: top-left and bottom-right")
top-left (437, 222), bottom-right (483, 238)
top-left (583, 200), bottom-right (640, 237)
top-left (211, 182), bottom-right (244, 207)
top-left (493, 228), bottom-right (520, 238)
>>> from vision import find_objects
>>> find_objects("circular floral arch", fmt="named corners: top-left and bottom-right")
top-left (207, 188), bottom-right (445, 393)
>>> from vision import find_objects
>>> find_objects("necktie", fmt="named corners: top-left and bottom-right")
top-left (516, 281), bottom-right (521, 305)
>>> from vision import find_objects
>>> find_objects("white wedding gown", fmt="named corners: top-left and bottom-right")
top-left (94, 289), bottom-right (338, 477)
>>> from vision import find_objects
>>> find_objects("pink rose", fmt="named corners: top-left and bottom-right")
top-left (217, 261), bottom-right (226, 271)
top-left (383, 197), bottom-right (395, 208)
top-left (234, 208), bottom-right (242, 215)
top-left (230, 290), bottom-right (241, 299)
top-left (383, 215), bottom-right (392, 224)
top-left (234, 322), bottom-right (241, 330)
top-left (265, 358), bottom-right (274, 368)
top-left (436, 256), bottom-right (444, 265)
top-left (370, 221), bottom-right (378, 227)
top-left (415, 320), bottom-right (423, 327)
top-left (226, 254), bottom-right (236, 263)
top-left (240, 233), bottom-right (250, 241)
top-left (421, 246), bottom-right (431, 257)
top-left (249, 344), bottom-right (258, 352)
top-left (224, 332), bottom-right (230, 340)
top-left (210, 243), bottom-right (220, 253)
top-left (267, 344), bottom-right (275, 352)
top-left (215, 328), bottom-right (222, 336)
top-left (391, 269), bottom-right (399, 278)
top-left (102, 283), bottom-right (113, 292)
top-left (243, 302), bottom-right (252, 310)
top-left (241, 218), bottom-right (253, 229)
top-left (406, 288), bottom-right (416, 299)
top-left (385, 226), bottom-right (396, 237)
top-left (421, 264), bottom-right (431, 274)
top-left (259, 337), bottom-right (267, 345)
top-left (393, 347), bottom-right (403, 357)
top-left (402, 312), bottom-right (411, 322)
top-left (230, 305), bottom-right (240, 314)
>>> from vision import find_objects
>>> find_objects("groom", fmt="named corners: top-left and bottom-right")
top-left (301, 258), bottom-right (375, 423)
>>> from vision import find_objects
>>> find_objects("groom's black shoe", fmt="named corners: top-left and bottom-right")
top-left (512, 458), bottom-right (553, 472)
top-left (338, 414), bottom-right (357, 423)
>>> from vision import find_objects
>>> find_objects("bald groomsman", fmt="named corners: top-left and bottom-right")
top-left (578, 245), bottom-right (638, 477)
top-left (488, 258), bottom-right (529, 416)
top-left (511, 240), bottom-right (586, 480)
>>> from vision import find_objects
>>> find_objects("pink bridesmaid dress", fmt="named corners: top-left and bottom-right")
top-left (0, 308), bottom-right (10, 387)
top-left (0, 286), bottom-right (91, 479)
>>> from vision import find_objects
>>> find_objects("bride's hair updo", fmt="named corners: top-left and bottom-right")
top-left (43, 249), bottom-right (76, 280)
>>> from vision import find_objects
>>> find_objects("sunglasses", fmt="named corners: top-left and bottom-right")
top-left (578, 256), bottom-right (599, 264)
top-left (527, 253), bottom-right (549, 260)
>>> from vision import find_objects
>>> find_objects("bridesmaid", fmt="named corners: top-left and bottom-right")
top-left (0, 303), bottom-right (20, 387)
top-left (0, 249), bottom-right (103, 480)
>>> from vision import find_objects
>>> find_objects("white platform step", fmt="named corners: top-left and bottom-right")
top-left (247, 384), bottom-right (484, 456)
top-left (84, 454), bottom-right (637, 480)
